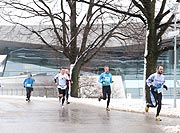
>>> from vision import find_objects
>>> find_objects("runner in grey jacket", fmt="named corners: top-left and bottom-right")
top-left (145, 65), bottom-right (168, 121)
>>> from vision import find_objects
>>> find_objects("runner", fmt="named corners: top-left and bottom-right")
top-left (145, 65), bottom-right (168, 121)
top-left (23, 74), bottom-right (35, 102)
top-left (54, 68), bottom-right (69, 108)
top-left (98, 66), bottom-right (113, 111)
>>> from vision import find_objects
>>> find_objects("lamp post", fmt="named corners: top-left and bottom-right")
top-left (169, 1), bottom-right (180, 108)
top-left (174, 14), bottom-right (177, 108)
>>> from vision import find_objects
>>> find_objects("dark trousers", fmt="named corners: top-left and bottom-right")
top-left (26, 88), bottom-right (32, 100)
top-left (102, 85), bottom-right (111, 108)
top-left (66, 86), bottom-right (69, 101)
top-left (58, 88), bottom-right (66, 105)
top-left (148, 90), bottom-right (162, 117)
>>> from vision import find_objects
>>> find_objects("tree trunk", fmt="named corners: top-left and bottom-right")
top-left (70, 64), bottom-right (81, 97)
top-left (145, 25), bottom-right (159, 103)
top-left (145, 55), bottom-right (157, 103)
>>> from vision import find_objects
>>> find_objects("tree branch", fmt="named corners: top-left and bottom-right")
top-left (77, 0), bottom-right (146, 24)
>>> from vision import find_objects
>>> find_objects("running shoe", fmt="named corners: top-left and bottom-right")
top-left (106, 107), bottom-right (110, 111)
top-left (98, 95), bottom-right (101, 102)
top-left (155, 116), bottom-right (162, 121)
top-left (145, 106), bottom-right (149, 112)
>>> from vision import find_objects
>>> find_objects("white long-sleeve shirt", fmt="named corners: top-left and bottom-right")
top-left (146, 72), bottom-right (165, 91)
top-left (54, 73), bottom-right (69, 89)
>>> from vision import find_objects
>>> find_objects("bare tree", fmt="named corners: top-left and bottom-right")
top-left (0, 0), bottom-right (134, 97)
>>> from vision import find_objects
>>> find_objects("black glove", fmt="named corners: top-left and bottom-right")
top-left (150, 85), bottom-right (154, 90)
top-left (163, 85), bottom-right (168, 90)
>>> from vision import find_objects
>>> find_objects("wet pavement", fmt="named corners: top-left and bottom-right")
top-left (0, 97), bottom-right (179, 133)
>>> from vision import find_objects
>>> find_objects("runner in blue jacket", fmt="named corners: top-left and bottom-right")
top-left (24, 74), bottom-right (35, 102)
top-left (145, 65), bottom-right (168, 121)
top-left (98, 66), bottom-right (113, 111)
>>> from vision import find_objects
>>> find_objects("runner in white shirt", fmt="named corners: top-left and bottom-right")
top-left (54, 68), bottom-right (69, 108)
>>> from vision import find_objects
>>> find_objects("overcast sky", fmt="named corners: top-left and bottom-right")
top-left (0, 0), bottom-right (179, 25)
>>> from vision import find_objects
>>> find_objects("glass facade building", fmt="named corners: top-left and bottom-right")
top-left (0, 38), bottom-right (180, 98)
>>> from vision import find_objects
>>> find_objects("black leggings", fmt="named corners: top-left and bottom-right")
top-left (26, 88), bottom-right (33, 100)
top-left (148, 90), bottom-right (162, 117)
top-left (66, 86), bottom-right (69, 101)
top-left (102, 86), bottom-right (111, 108)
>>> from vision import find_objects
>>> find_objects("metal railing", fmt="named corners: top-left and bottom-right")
top-left (0, 87), bottom-right (57, 98)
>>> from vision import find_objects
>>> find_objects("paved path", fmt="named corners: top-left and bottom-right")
top-left (0, 97), bottom-right (179, 133)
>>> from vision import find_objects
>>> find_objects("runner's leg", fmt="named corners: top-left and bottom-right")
top-left (66, 86), bottom-right (69, 103)
top-left (58, 88), bottom-right (61, 102)
top-left (107, 86), bottom-right (111, 108)
top-left (148, 90), bottom-right (158, 108)
top-left (26, 88), bottom-right (31, 100)
top-left (62, 89), bottom-right (66, 106)
top-left (156, 93), bottom-right (162, 117)
top-left (102, 86), bottom-right (107, 100)
top-left (29, 89), bottom-right (32, 100)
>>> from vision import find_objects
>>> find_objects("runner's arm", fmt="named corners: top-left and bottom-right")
top-left (98, 73), bottom-right (104, 83)
top-left (146, 74), bottom-right (154, 87)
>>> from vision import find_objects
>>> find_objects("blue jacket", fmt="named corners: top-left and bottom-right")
top-left (146, 72), bottom-right (165, 91)
top-left (24, 78), bottom-right (35, 89)
top-left (98, 72), bottom-right (112, 86)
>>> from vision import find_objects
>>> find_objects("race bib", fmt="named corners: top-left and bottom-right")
top-left (26, 84), bottom-right (32, 87)
top-left (105, 77), bottom-right (110, 81)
